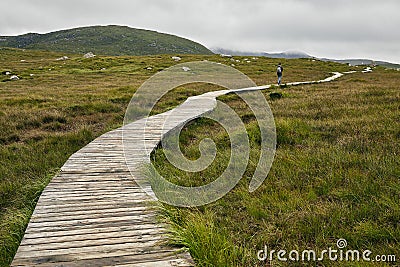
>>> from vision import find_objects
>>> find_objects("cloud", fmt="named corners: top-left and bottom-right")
top-left (1, 0), bottom-right (399, 63)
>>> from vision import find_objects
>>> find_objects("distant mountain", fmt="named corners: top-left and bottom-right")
top-left (262, 50), bottom-right (312, 59)
top-left (319, 58), bottom-right (400, 69)
top-left (211, 48), bottom-right (264, 57)
top-left (212, 47), bottom-right (400, 69)
top-left (0, 25), bottom-right (213, 56)
top-left (211, 48), bottom-right (312, 59)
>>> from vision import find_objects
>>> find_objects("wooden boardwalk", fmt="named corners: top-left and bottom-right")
top-left (11, 125), bottom-right (195, 266)
top-left (11, 72), bottom-right (344, 266)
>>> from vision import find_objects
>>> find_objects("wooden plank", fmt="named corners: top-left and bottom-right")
top-left (32, 206), bottom-right (149, 218)
top-left (29, 209), bottom-right (156, 224)
top-left (32, 200), bottom-right (151, 213)
top-left (24, 219), bottom-right (165, 234)
top-left (12, 247), bottom-right (179, 264)
top-left (37, 192), bottom-right (148, 201)
top-left (26, 214), bottom-right (158, 228)
top-left (24, 224), bottom-right (164, 239)
top-left (20, 228), bottom-right (165, 245)
top-left (17, 235), bottom-right (163, 253)
top-left (12, 250), bottom-right (190, 267)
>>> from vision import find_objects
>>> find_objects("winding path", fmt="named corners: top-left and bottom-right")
top-left (12, 72), bottom-right (345, 266)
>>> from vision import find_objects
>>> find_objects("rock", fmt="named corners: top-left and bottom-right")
top-left (146, 67), bottom-right (153, 70)
top-left (220, 54), bottom-right (232, 58)
top-left (362, 67), bottom-right (372, 73)
top-left (182, 66), bottom-right (191, 72)
top-left (101, 68), bottom-right (106, 71)
top-left (83, 52), bottom-right (96, 59)
top-left (5, 71), bottom-right (11, 75)
top-left (172, 56), bottom-right (182, 62)
top-left (30, 74), bottom-right (35, 77)
top-left (10, 75), bottom-right (19, 81)
top-left (56, 56), bottom-right (69, 61)
top-left (20, 60), bottom-right (26, 62)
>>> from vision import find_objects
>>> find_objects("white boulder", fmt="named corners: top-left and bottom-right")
top-left (83, 52), bottom-right (96, 59)
top-left (172, 56), bottom-right (182, 62)
top-left (362, 67), bottom-right (372, 73)
top-left (10, 75), bottom-right (19, 80)
top-left (56, 56), bottom-right (69, 61)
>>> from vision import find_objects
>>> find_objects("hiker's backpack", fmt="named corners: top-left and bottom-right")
top-left (277, 66), bottom-right (282, 74)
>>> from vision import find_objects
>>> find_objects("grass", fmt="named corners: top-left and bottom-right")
top-left (1, 46), bottom-right (397, 266)
top-left (151, 70), bottom-right (400, 266)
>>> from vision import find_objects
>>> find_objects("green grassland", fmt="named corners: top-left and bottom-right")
top-left (0, 47), bottom-right (399, 266)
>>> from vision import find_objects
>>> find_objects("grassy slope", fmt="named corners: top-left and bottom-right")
top-left (0, 25), bottom-right (213, 56)
top-left (1, 47), bottom-right (398, 266)
top-left (152, 69), bottom-right (400, 266)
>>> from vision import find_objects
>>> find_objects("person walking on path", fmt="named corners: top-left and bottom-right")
top-left (277, 63), bottom-right (284, 85)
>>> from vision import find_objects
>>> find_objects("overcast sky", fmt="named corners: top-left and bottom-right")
top-left (1, 0), bottom-right (399, 63)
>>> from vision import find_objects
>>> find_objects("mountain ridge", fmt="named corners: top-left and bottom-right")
top-left (212, 48), bottom-right (312, 59)
top-left (211, 48), bottom-right (400, 69)
top-left (0, 25), bottom-right (213, 56)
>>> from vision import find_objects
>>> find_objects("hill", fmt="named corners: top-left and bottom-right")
top-left (212, 48), bottom-right (312, 58)
top-left (319, 58), bottom-right (400, 69)
top-left (212, 47), bottom-right (400, 69)
top-left (0, 25), bottom-right (213, 56)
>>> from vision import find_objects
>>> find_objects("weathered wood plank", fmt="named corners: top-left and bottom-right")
top-left (20, 228), bottom-right (165, 245)
top-left (12, 247), bottom-right (179, 264)
top-left (24, 224), bottom-right (164, 238)
top-left (17, 235), bottom-right (164, 253)
top-left (29, 209), bottom-right (156, 224)
top-left (24, 220), bottom-right (166, 234)
top-left (12, 250), bottom-right (186, 267)
top-left (32, 200), bottom-right (151, 213)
